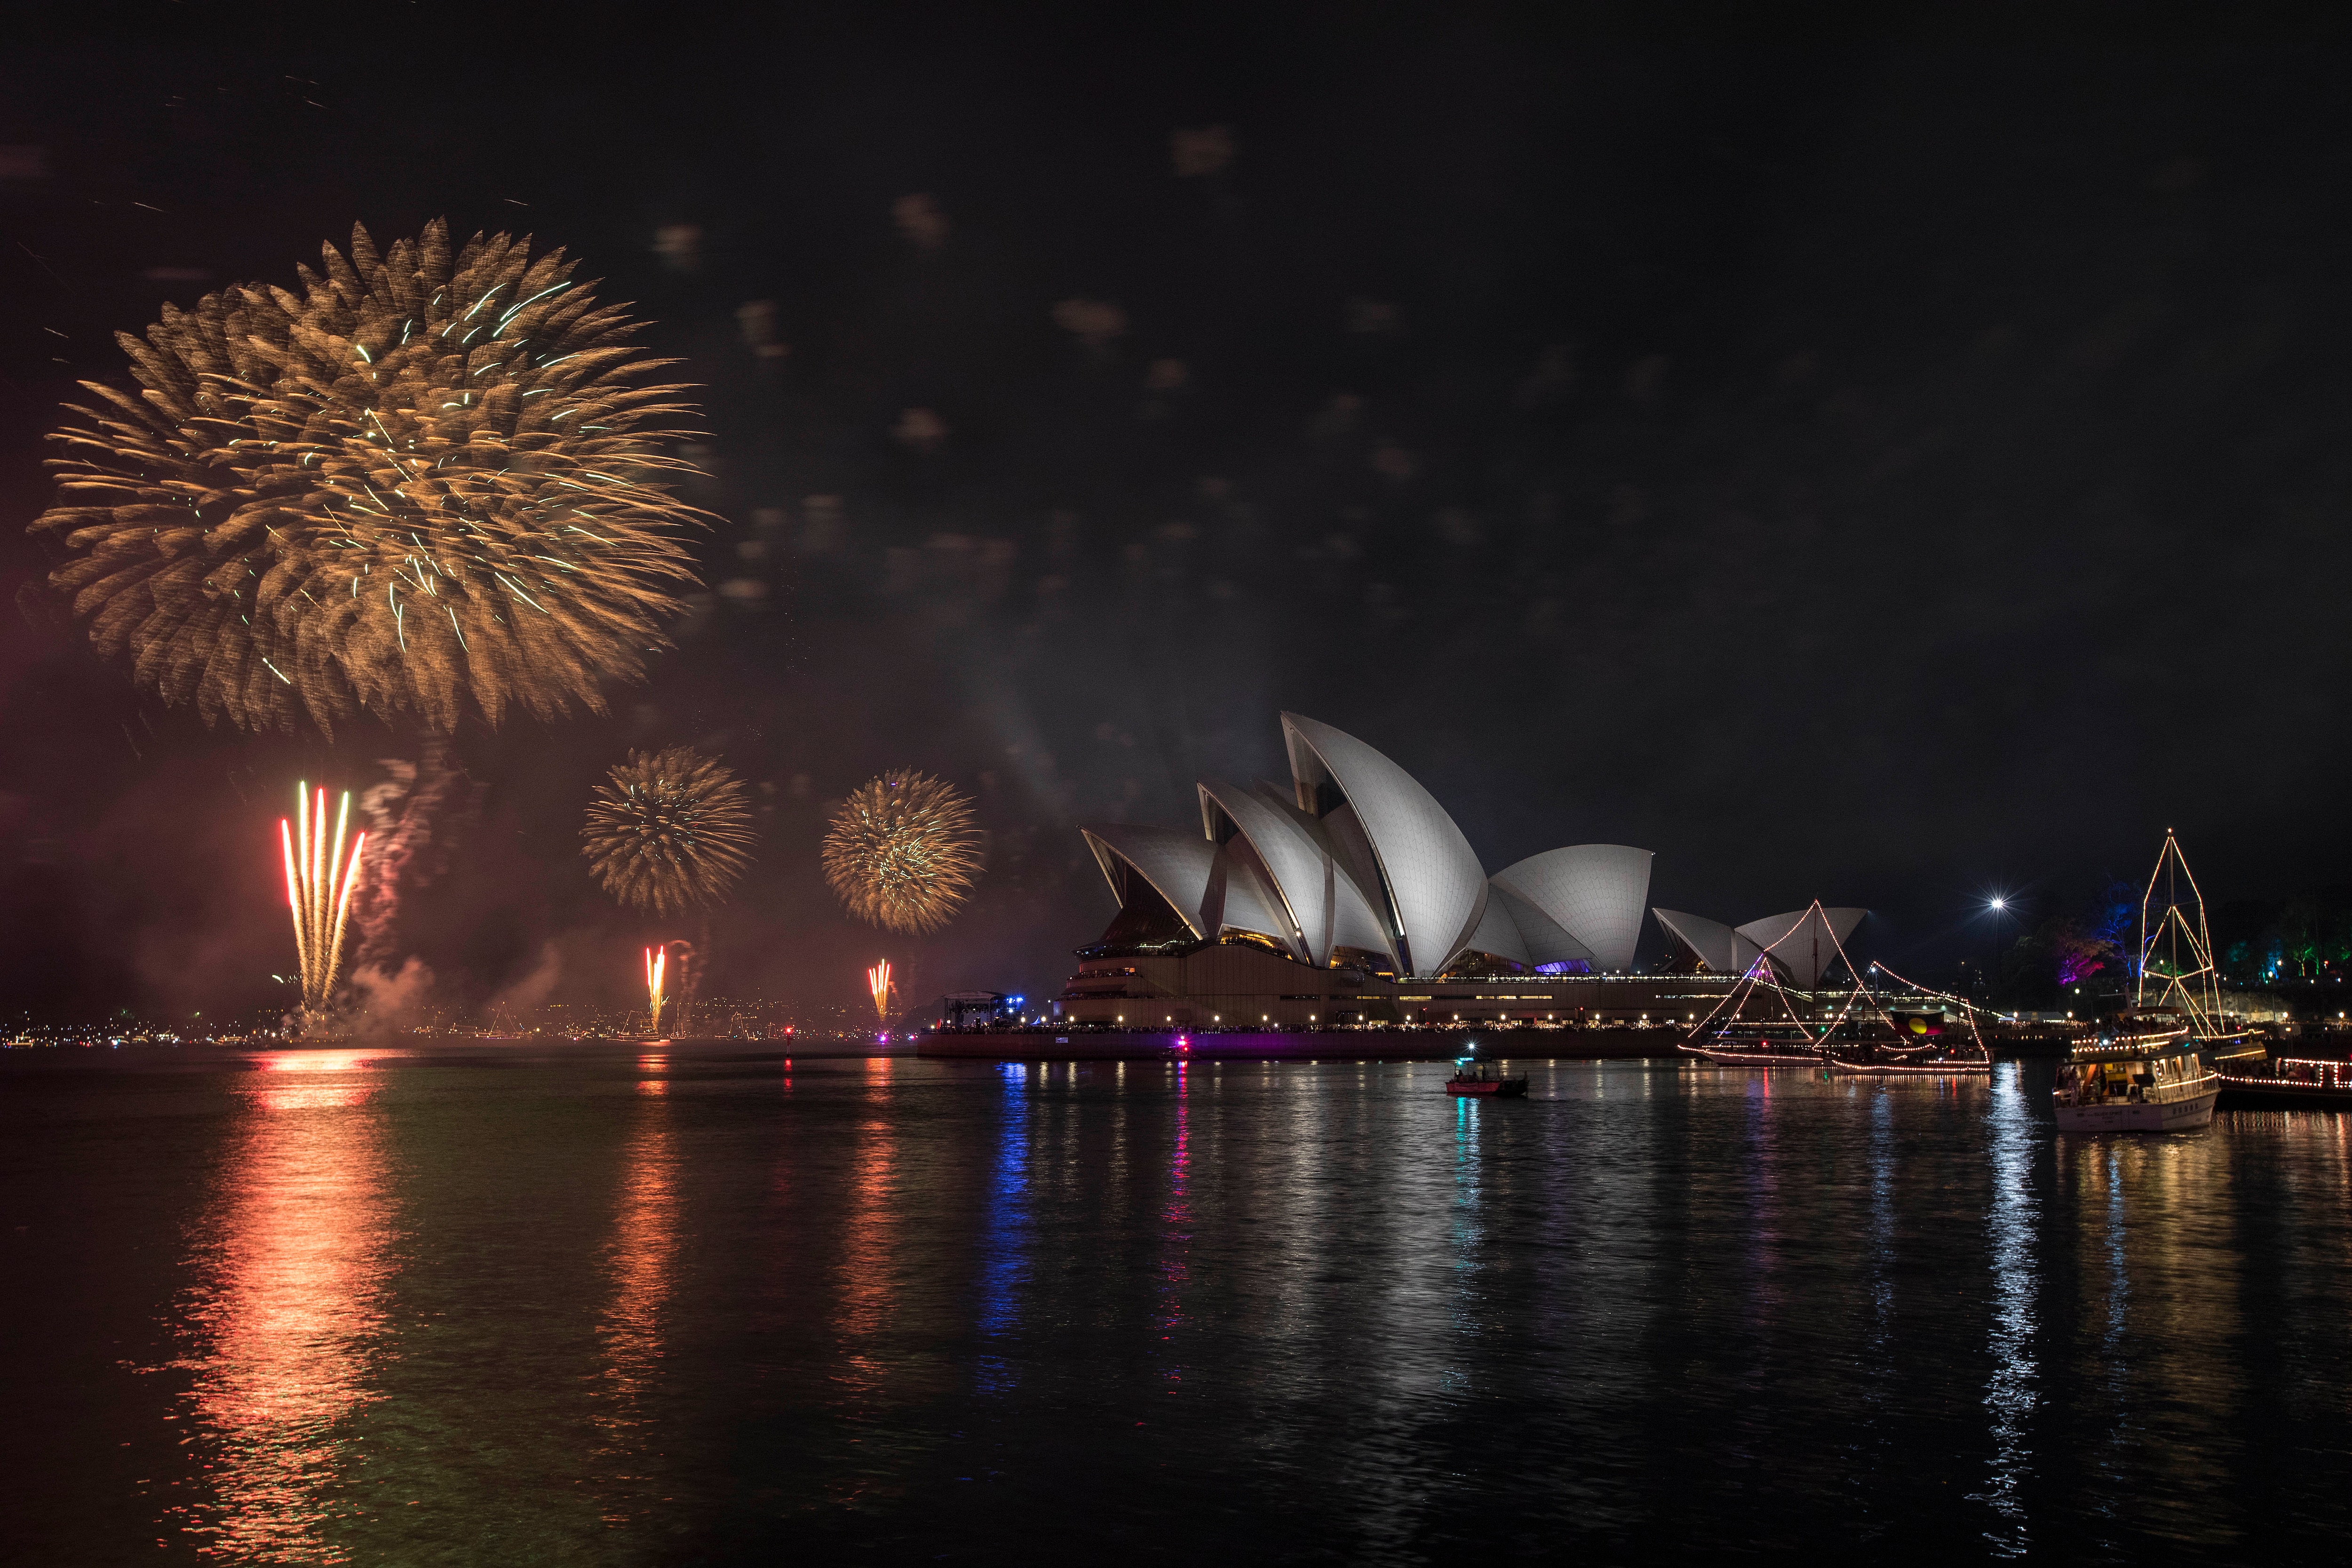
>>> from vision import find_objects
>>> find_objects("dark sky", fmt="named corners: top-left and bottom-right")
top-left (5, 3), bottom-right (2350, 1025)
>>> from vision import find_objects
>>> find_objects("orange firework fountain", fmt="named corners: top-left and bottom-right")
top-left (645, 946), bottom-right (669, 1038)
top-left (867, 960), bottom-right (894, 1022)
top-left (280, 783), bottom-right (366, 1019)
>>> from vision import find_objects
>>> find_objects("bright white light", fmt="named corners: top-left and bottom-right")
top-left (1990, 897), bottom-right (2007, 911)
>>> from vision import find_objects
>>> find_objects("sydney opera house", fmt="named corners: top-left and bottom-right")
top-left (1056, 713), bottom-right (1864, 1031)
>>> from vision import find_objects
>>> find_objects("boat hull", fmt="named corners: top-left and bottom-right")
top-left (2216, 1076), bottom-right (2352, 1111)
top-left (1827, 1059), bottom-right (1991, 1077)
top-left (1446, 1078), bottom-right (1527, 1097)
top-left (2053, 1089), bottom-right (2217, 1132)
top-left (1686, 1049), bottom-right (1822, 1068)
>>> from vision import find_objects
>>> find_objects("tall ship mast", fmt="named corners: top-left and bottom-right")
top-left (2052, 830), bottom-right (2231, 1132)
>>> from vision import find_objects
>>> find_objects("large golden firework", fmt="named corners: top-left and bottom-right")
top-left (822, 771), bottom-right (983, 933)
top-left (582, 747), bottom-right (756, 915)
top-left (32, 220), bottom-right (706, 735)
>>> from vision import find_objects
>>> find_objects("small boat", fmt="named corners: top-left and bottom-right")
top-left (2053, 1020), bottom-right (2217, 1131)
top-left (2217, 1055), bottom-right (2352, 1111)
top-left (1445, 1054), bottom-right (1527, 1097)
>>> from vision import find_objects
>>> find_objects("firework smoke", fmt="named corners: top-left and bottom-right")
top-left (581, 747), bottom-right (756, 916)
top-left (280, 783), bottom-right (366, 1021)
top-left (867, 959), bottom-right (893, 1021)
top-left (662, 939), bottom-right (699, 1036)
top-left (822, 772), bottom-right (983, 933)
top-left (350, 740), bottom-right (483, 979)
top-left (32, 220), bottom-right (707, 736)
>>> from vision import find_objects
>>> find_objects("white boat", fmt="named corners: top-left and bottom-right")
top-left (2051, 831), bottom-right (2238, 1135)
top-left (2052, 1021), bottom-right (2217, 1132)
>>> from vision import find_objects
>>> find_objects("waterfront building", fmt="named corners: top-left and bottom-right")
top-left (1060, 713), bottom-right (1724, 1028)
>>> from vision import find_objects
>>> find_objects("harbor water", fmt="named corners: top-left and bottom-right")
top-left (2, 1044), bottom-right (2345, 1563)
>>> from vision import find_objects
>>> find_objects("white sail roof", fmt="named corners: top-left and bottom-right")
top-left (1653, 908), bottom-right (1761, 976)
top-left (1281, 712), bottom-right (1488, 976)
top-left (1735, 906), bottom-right (1867, 988)
top-left (1081, 824), bottom-right (1218, 939)
top-left (1492, 844), bottom-right (1653, 972)
top-left (1460, 889), bottom-right (1533, 968)
top-left (1490, 882), bottom-right (1596, 969)
top-left (1200, 779), bottom-right (1400, 969)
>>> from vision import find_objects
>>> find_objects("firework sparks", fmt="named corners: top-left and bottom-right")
top-left (644, 946), bottom-right (667, 1037)
top-left (281, 783), bottom-right (366, 1016)
top-left (867, 960), bottom-right (893, 1021)
top-left (581, 747), bottom-right (756, 915)
top-left (822, 772), bottom-right (983, 933)
top-left (33, 220), bottom-right (707, 736)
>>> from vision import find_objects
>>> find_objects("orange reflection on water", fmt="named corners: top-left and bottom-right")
top-left (833, 1059), bottom-right (900, 1403)
top-left (592, 1066), bottom-right (680, 1524)
top-left (254, 1049), bottom-right (382, 1113)
top-left (173, 1051), bottom-right (392, 1563)
top-left (601, 1073), bottom-right (680, 1407)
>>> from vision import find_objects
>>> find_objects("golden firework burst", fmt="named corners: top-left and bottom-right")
top-left (822, 771), bottom-right (983, 934)
top-left (582, 747), bottom-right (756, 915)
top-left (33, 220), bottom-right (706, 735)
top-left (281, 782), bottom-right (366, 1015)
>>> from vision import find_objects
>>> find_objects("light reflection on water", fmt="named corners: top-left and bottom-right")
top-left (592, 1052), bottom-right (679, 1523)
top-left (1979, 1062), bottom-right (2040, 1555)
top-left (6, 1048), bottom-right (2346, 1563)
top-left (172, 1051), bottom-right (393, 1563)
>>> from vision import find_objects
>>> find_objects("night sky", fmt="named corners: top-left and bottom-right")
top-left (5, 5), bottom-right (2349, 1025)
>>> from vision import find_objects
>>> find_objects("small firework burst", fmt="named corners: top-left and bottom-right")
top-left (582, 747), bottom-right (756, 915)
top-left (281, 783), bottom-right (366, 1015)
top-left (822, 771), bottom-right (982, 934)
top-left (867, 959), bottom-right (893, 1021)
top-left (33, 220), bottom-right (706, 735)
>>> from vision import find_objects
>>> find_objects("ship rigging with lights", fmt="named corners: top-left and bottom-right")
top-left (1677, 901), bottom-right (1991, 1075)
top-left (2052, 831), bottom-right (2244, 1133)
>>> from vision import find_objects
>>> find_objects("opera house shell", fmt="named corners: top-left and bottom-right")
top-left (1651, 905), bottom-right (1868, 988)
top-left (1076, 713), bottom-right (1654, 995)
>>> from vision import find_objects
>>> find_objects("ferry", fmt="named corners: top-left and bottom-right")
top-left (2049, 831), bottom-right (2232, 1134)
top-left (2053, 1018), bottom-right (2217, 1132)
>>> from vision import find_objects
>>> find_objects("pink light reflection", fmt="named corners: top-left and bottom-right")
top-left (593, 1083), bottom-right (678, 1526)
top-left (170, 1056), bottom-right (391, 1560)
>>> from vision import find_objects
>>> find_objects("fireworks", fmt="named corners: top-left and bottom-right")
top-left (867, 960), bottom-right (893, 1021)
top-left (644, 946), bottom-right (667, 1037)
top-left (281, 784), bottom-right (366, 1015)
top-left (822, 772), bottom-right (983, 933)
top-left (32, 221), bottom-right (706, 736)
top-left (581, 747), bottom-right (756, 915)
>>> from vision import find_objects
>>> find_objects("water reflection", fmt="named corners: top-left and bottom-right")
top-left (594, 1052), bottom-right (679, 1522)
top-left (49, 1049), bottom-right (2341, 1563)
top-left (1979, 1063), bottom-right (2040, 1555)
top-left (975, 1064), bottom-right (1032, 1393)
top-left (1157, 1063), bottom-right (1193, 1386)
top-left (173, 1051), bottom-right (393, 1563)
top-left (833, 1059), bottom-right (899, 1406)
top-left (1446, 1095), bottom-right (1483, 1389)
